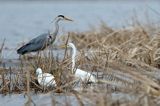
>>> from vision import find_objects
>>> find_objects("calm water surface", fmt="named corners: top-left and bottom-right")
top-left (0, 92), bottom-right (136, 106)
top-left (0, 1), bottom-right (160, 59)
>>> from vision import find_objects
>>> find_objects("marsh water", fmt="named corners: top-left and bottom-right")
top-left (0, 0), bottom-right (160, 59)
top-left (0, 92), bottom-right (137, 106)
top-left (0, 1), bottom-right (160, 105)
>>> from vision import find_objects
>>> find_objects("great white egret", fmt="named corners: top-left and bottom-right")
top-left (67, 43), bottom-right (97, 83)
top-left (17, 15), bottom-right (73, 55)
top-left (36, 68), bottom-right (56, 87)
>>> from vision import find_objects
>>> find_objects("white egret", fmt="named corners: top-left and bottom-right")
top-left (67, 43), bottom-right (97, 83)
top-left (36, 68), bottom-right (56, 87)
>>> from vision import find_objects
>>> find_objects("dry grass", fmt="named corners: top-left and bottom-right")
top-left (1, 21), bottom-right (160, 105)
top-left (59, 22), bottom-right (160, 105)
top-left (0, 39), bottom-right (5, 64)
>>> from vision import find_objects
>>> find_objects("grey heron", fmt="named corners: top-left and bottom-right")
top-left (17, 15), bottom-right (73, 55)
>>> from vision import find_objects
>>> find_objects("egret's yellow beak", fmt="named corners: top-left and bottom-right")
top-left (59, 44), bottom-right (67, 49)
top-left (64, 16), bottom-right (73, 21)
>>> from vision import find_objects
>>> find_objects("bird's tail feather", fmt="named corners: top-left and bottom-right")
top-left (17, 44), bottom-right (29, 55)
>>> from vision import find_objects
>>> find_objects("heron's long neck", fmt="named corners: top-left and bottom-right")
top-left (50, 19), bottom-right (59, 43)
top-left (71, 46), bottom-right (77, 73)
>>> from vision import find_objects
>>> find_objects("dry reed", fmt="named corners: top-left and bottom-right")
top-left (1, 20), bottom-right (160, 105)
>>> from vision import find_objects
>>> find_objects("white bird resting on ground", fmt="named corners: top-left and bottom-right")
top-left (36, 68), bottom-right (56, 87)
top-left (67, 43), bottom-right (97, 83)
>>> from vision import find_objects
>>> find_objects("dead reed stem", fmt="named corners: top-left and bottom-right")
top-left (25, 70), bottom-right (35, 106)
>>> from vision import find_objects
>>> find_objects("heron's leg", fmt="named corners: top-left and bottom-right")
top-left (19, 55), bottom-right (24, 73)
top-left (37, 51), bottom-right (40, 55)
top-left (36, 51), bottom-right (40, 66)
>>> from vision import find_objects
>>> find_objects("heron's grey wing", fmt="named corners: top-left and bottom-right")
top-left (17, 33), bottom-right (50, 54)
top-left (28, 33), bottom-right (49, 45)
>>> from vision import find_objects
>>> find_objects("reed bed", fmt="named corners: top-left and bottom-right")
top-left (0, 39), bottom-right (5, 64)
top-left (1, 22), bottom-right (160, 105)
top-left (60, 23), bottom-right (160, 105)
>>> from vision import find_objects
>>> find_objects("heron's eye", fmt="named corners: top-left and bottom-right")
top-left (49, 36), bottom-right (52, 39)
top-left (48, 36), bottom-right (52, 40)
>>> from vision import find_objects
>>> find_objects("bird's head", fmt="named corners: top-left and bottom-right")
top-left (36, 68), bottom-right (43, 76)
top-left (59, 42), bottom-right (75, 49)
top-left (54, 15), bottom-right (73, 22)
top-left (67, 43), bottom-right (75, 48)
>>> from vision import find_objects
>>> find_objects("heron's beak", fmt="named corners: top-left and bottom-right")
top-left (64, 16), bottom-right (73, 21)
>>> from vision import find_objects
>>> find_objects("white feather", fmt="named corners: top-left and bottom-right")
top-left (68, 43), bottom-right (97, 83)
top-left (36, 68), bottom-right (56, 87)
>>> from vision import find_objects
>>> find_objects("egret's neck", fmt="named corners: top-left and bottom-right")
top-left (71, 45), bottom-right (77, 73)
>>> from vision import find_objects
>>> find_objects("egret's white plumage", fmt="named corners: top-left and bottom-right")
top-left (36, 68), bottom-right (56, 87)
top-left (68, 43), bottom-right (97, 83)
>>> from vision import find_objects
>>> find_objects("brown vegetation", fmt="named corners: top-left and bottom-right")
top-left (1, 22), bottom-right (160, 105)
